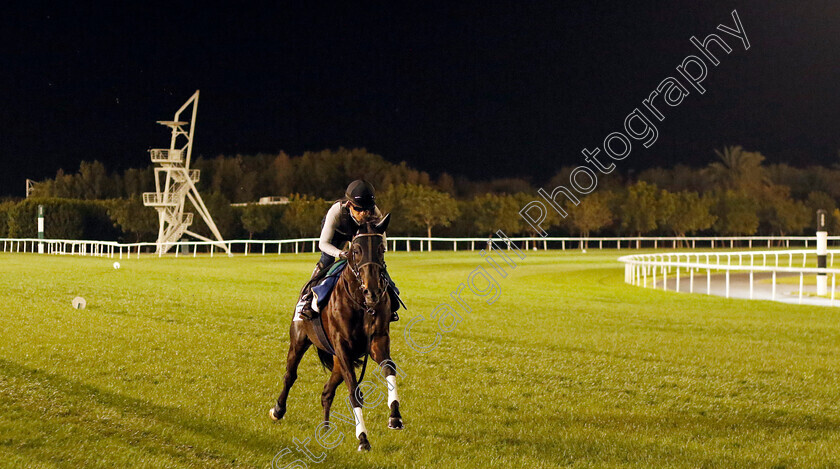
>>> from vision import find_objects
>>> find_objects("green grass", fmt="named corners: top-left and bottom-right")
top-left (757, 275), bottom-right (840, 300)
top-left (759, 274), bottom-right (833, 286)
top-left (1, 250), bottom-right (840, 468)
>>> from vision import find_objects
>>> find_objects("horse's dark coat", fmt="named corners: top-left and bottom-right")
top-left (271, 214), bottom-right (402, 451)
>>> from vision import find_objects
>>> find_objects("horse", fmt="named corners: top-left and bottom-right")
top-left (270, 214), bottom-right (403, 452)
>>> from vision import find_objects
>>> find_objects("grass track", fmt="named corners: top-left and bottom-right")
top-left (1, 250), bottom-right (839, 468)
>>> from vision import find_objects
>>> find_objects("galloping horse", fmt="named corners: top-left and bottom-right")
top-left (270, 214), bottom-right (403, 451)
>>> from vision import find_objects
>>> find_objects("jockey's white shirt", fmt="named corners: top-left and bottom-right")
top-left (318, 201), bottom-right (384, 258)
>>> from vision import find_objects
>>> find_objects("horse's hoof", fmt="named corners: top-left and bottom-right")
top-left (269, 405), bottom-right (285, 421)
top-left (357, 432), bottom-right (371, 452)
top-left (388, 401), bottom-right (403, 429)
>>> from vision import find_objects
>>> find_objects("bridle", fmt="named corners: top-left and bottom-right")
top-left (343, 231), bottom-right (387, 385)
top-left (346, 233), bottom-right (387, 316)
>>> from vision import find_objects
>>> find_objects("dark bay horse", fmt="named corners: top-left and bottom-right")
top-left (270, 214), bottom-right (403, 452)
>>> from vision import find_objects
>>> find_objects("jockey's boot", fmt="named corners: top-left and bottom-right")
top-left (295, 290), bottom-right (315, 320)
top-left (294, 262), bottom-right (328, 320)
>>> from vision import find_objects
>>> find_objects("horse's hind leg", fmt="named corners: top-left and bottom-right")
top-left (335, 347), bottom-right (371, 451)
top-left (270, 322), bottom-right (311, 420)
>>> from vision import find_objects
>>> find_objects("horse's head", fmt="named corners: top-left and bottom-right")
top-left (348, 213), bottom-right (391, 310)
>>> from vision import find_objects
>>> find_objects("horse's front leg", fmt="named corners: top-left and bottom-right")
top-left (370, 334), bottom-right (403, 430)
top-left (335, 345), bottom-right (371, 451)
top-left (270, 321), bottom-right (311, 420)
top-left (321, 362), bottom-right (344, 424)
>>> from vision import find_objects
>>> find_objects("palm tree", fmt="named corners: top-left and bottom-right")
top-left (705, 145), bottom-right (769, 193)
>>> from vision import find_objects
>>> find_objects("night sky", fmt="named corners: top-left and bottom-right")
top-left (2, 1), bottom-right (839, 197)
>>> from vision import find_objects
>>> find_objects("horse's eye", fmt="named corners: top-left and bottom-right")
top-left (378, 245), bottom-right (385, 256)
top-left (353, 245), bottom-right (362, 256)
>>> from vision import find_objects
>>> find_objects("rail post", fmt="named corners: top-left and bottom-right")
top-left (689, 268), bottom-right (694, 293)
top-left (37, 205), bottom-right (45, 254)
top-left (817, 209), bottom-right (828, 295)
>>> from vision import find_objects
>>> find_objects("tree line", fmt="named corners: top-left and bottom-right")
top-left (5, 145), bottom-right (840, 241)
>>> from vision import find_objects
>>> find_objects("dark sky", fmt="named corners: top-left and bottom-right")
top-left (2, 1), bottom-right (839, 197)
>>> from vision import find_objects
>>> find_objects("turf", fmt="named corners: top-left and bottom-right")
top-left (759, 274), bottom-right (830, 286)
top-left (1, 249), bottom-right (839, 468)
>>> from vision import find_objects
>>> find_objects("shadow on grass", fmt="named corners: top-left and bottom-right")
top-left (0, 358), bottom-right (284, 467)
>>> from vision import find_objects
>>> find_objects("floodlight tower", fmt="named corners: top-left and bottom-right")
top-left (142, 90), bottom-right (229, 255)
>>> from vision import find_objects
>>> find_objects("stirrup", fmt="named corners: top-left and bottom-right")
top-left (390, 311), bottom-right (399, 322)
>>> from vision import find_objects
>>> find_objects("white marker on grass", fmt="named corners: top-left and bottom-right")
top-left (72, 297), bottom-right (86, 309)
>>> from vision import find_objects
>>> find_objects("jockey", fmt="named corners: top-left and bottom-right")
top-left (294, 179), bottom-right (399, 321)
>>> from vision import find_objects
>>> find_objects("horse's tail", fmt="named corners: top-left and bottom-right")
top-left (316, 348), bottom-right (334, 371)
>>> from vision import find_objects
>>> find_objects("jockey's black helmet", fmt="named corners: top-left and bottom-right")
top-left (345, 180), bottom-right (376, 210)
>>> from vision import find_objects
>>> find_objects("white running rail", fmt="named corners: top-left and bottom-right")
top-left (3, 235), bottom-right (840, 258)
top-left (4, 235), bottom-right (840, 263)
top-left (619, 249), bottom-right (840, 306)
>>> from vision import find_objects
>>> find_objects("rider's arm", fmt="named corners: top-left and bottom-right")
top-left (318, 202), bottom-right (344, 258)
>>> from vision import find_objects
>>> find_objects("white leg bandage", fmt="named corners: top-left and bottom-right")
top-left (353, 407), bottom-right (367, 438)
top-left (386, 375), bottom-right (399, 407)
